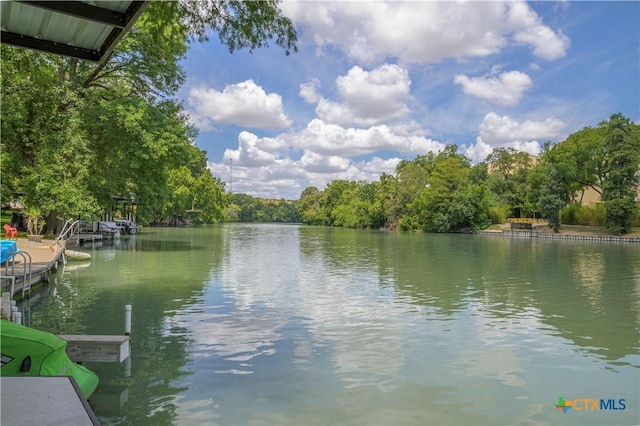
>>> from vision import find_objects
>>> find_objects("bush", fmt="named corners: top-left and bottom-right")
top-left (632, 209), bottom-right (640, 227)
top-left (561, 204), bottom-right (606, 226)
top-left (575, 203), bottom-right (606, 226)
top-left (605, 198), bottom-right (637, 235)
top-left (488, 204), bottom-right (509, 224)
top-left (398, 216), bottom-right (420, 231)
top-left (561, 203), bottom-right (580, 225)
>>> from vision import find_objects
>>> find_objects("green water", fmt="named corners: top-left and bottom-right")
top-left (20, 224), bottom-right (640, 425)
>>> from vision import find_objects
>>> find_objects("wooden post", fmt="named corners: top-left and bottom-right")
top-left (124, 305), bottom-right (131, 335)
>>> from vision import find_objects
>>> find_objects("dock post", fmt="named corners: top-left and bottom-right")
top-left (1, 292), bottom-right (10, 318)
top-left (124, 304), bottom-right (132, 335)
top-left (124, 354), bottom-right (132, 378)
top-left (124, 304), bottom-right (132, 377)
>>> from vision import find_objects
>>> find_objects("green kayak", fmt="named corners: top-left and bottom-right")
top-left (0, 320), bottom-right (99, 399)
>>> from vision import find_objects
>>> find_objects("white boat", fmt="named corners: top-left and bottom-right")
top-left (115, 219), bottom-right (142, 234)
top-left (64, 249), bottom-right (92, 260)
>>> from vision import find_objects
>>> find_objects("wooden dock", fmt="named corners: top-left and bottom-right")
top-left (0, 239), bottom-right (65, 300)
top-left (1, 376), bottom-right (100, 425)
top-left (60, 334), bottom-right (131, 363)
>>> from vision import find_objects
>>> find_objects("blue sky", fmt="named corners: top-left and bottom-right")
top-left (177, 1), bottom-right (639, 200)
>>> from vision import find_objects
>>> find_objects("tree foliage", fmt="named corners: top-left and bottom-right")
top-left (225, 194), bottom-right (300, 223)
top-left (1, 0), bottom-right (298, 232)
top-left (536, 164), bottom-right (566, 233)
top-left (296, 114), bottom-right (639, 234)
top-left (600, 114), bottom-right (640, 234)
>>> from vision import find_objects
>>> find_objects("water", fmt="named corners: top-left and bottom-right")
top-left (21, 224), bottom-right (640, 425)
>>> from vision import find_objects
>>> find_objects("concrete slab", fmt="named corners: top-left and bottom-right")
top-left (1, 376), bottom-right (100, 425)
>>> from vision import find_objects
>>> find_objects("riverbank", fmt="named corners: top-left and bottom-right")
top-left (479, 223), bottom-right (640, 242)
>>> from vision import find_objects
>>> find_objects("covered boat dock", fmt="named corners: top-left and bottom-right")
top-left (1, 2), bottom-right (149, 424)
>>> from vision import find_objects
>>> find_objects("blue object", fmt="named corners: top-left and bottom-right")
top-left (1, 240), bottom-right (18, 263)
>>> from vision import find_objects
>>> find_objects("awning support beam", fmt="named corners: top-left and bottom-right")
top-left (16, 1), bottom-right (127, 28)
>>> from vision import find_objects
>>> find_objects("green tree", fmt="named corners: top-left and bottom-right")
top-left (537, 164), bottom-right (566, 232)
top-left (377, 173), bottom-right (400, 228)
top-left (601, 113), bottom-right (640, 234)
top-left (409, 146), bottom-right (489, 232)
top-left (0, 49), bottom-right (102, 233)
top-left (166, 167), bottom-right (195, 219)
top-left (298, 186), bottom-right (326, 225)
top-left (541, 125), bottom-right (607, 203)
top-left (191, 172), bottom-right (228, 223)
top-left (1, 0), bottom-right (297, 229)
top-left (395, 153), bottom-right (437, 221)
top-left (485, 147), bottom-right (534, 218)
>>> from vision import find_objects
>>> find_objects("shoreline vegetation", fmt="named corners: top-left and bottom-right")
top-left (293, 115), bottom-right (639, 236)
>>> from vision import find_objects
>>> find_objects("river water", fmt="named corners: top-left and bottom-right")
top-left (21, 224), bottom-right (640, 425)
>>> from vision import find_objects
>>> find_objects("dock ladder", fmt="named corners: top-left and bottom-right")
top-left (2, 251), bottom-right (33, 298)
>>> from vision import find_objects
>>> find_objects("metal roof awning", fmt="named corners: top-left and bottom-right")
top-left (1, 1), bottom-right (149, 62)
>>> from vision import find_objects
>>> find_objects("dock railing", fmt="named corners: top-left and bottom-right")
top-left (505, 218), bottom-right (548, 224)
top-left (49, 219), bottom-right (82, 253)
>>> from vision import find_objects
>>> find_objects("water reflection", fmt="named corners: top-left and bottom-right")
top-left (20, 225), bottom-right (640, 425)
top-left (574, 251), bottom-right (605, 307)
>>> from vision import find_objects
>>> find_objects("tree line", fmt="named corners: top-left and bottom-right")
top-left (0, 1), bottom-right (297, 233)
top-left (224, 194), bottom-right (301, 223)
top-left (297, 114), bottom-right (640, 234)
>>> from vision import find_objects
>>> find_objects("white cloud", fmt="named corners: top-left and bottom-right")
top-left (300, 150), bottom-right (350, 173)
top-left (336, 65), bottom-right (412, 125)
top-left (210, 150), bottom-right (401, 199)
top-left (462, 136), bottom-right (544, 164)
top-left (463, 138), bottom-right (495, 164)
top-left (479, 112), bottom-right (566, 145)
top-left (210, 121), bottom-right (443, 198)
top-left (314, 64), bottom-right (412, 127)
top-left (507, 1), bottom-right (570, 60)
top-left (461, 112), bottom-right (566, 163)
top-left (299, 79), bottom-right (321, 104)
top-left (454, 71), bottom-right (533, 106)
top-left (315, 98), bottom-right (355, 127)
top-left (225, 131), bottom-right (281, 167)
top-left (289, 119), bottom-right (444, 157)
top-left (355, 156), bottom-right (401, 176)
top-left (529, 63), bottom-right (542, 71)
top-left (187, 80), bottom-right (292, 130)
top-left (282, 1), bottom-right (569, 64)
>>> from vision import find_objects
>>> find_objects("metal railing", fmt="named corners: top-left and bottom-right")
top-left (2, 251), bottom-right (32, 298)
top-left (49, 219), bottom-right (82, 253)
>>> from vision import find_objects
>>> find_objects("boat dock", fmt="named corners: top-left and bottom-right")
top-left (1, 239), bottom-right (65, 300)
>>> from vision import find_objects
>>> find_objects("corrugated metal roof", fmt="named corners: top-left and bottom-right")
top-left (1, 1), bottom-right (149, 62)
